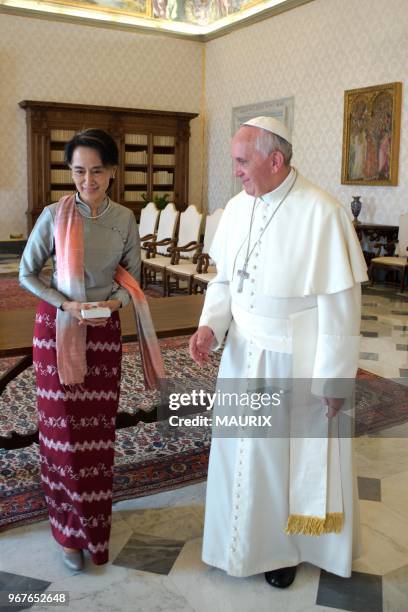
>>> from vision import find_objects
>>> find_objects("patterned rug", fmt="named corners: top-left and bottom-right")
top-left (1, 334), bottom-right (408, 532)
top-left (0, 421), bottom-right (210, 532)
top-left (0, 336), bottom-right (220, 439)
top-left (1, 279), bottom-right (407, 532)
top-left (0, 277), bottom-right (41, 310)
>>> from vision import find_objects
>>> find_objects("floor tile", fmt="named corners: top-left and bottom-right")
top-left (382, 564), bottom-right (408, 612)
top-left (367, 422), bottom-right (408, 438)
top-left (0, 521), bottom-right (74, 582)
top-left (113, 532), bottom-right (185, 574)
top-left (0, 571), bottom-right (51, 611)
top-left (381, 471), bottom-right (408, 519)
top-left (107, 513), bottom-right (134, 563)
top-left (353, 500), bottom-right (408, 576)
top-left (354, 437), bottom-right (408, 479)
top-left (119, 506), bottom-right (204, 542)
top-left (170, 538), bottom-right (321, 612)
top-left (316, 570), bottom-right (382, 612)
top-left (357, 477), bottom-right (381, 502)
top-left (113, 482), bottom-right (206, 513)
top-left (359, 352), bottom-right (379, 361)
top-left (51, 569), bottom-right (195, 612)
top-left (358, 362), bottom-right (400, 379)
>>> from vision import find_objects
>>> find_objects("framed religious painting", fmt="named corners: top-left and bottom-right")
top-left (341, 82), bottom-right (402, 186)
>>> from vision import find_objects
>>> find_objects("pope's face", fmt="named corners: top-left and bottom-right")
top-left (231, 128), bottom-right (273, 197)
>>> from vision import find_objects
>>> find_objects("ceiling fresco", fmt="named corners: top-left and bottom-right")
top-left (0, 0), bottom-right (313, 36)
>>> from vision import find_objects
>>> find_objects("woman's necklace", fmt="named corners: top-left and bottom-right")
top-left (77, 197), bottom-right (112, 220)
top-left (236, 169), bottom-right (298, 293)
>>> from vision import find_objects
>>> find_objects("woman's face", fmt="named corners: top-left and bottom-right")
top-left (70, 146), bottom-right (115, 208)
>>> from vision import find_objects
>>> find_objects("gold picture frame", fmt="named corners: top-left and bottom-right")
top-left (341, 82), bottom-right (402, 186)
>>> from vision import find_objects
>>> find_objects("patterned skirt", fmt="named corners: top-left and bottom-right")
top-left (33, 300), bottom-right (122, 565)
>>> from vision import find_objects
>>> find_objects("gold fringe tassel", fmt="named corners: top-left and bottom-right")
top-left (285, 512), bottom-right (344, 536)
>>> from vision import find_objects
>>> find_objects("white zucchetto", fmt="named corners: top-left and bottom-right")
top-left (242, 116), bottom-right (292, 144)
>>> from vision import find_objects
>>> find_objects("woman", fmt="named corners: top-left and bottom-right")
top-left (19, 129), bottom-right (161, 571)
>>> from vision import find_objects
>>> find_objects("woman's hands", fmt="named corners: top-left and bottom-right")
top-left (61, 299), bottom-right (121, 327)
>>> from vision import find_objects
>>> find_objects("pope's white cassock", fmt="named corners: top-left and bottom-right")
top-left (198, 168), bottom-right (368, 578)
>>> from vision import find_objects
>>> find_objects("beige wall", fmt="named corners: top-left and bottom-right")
top-left (2, 0), bottom-right (408, 238)
top-left (204, 0), bottom-right (408, 224)
top-left (0, 14), bottom-right (202, 239)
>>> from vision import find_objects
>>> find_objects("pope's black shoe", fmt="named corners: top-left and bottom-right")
top-left (265, 566), bottom-right (297, 589)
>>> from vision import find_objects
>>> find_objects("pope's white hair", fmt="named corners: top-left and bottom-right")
top-left (254, 130), bottom-right (293, 165)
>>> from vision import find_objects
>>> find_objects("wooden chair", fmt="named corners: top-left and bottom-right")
top-left (142, 203), bottom-right (179, 292)
top-left (163, 205), bottom-right (209, 295)
top-left (138, 202), bottom-right (160, 261)
top-left (166, 208), bottom-right (224, 295)
top-left (192, 253), bottom-right (218, 294)
top-left (369, 212), bottom-right (408, 292)
top-left (147, 204), bottom-right (201, 296)
top-left (143, 204), bottom-right (203, 295)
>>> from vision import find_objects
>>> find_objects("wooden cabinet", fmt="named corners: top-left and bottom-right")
top-left (19, 100), bottom-right (198, 232)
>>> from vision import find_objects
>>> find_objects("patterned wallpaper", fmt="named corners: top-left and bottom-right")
top-left (0, 14), bottom-right (202, 239)
top-left (204, 0), bottom-right (408, 225)
top-left (1, 0), bottom-right (408, 238)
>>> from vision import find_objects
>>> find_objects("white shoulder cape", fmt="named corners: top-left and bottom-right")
top-left (210, 173), bottom-right (368, 298)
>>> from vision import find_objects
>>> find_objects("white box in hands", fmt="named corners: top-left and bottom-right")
top-left (80, 302), bottom-right (111, 319)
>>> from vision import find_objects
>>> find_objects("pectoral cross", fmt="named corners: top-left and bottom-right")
top-left (237, 265), bottom-right (250, 293)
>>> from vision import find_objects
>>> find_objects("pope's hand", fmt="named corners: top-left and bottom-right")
top-left (189, 326), bottom-right (214, 367)
top-left (323, 397), bottom-right (345, 419)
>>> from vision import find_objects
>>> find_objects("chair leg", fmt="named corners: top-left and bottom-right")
top-left (369, 263), bottom-right (375, 286)
top-left (144, 266), bottom-right (150, 289)
top-left (142, 264), bottom-right (146, 289)
top-left (188, 276), bottom-right (193, 294)
top-left (401, 267), bottom-right (408, 293)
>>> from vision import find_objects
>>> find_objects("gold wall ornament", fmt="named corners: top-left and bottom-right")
top-left (341, 82), bottom-right (402, 186)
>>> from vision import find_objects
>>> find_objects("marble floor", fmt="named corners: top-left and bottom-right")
top-left (0, 281), bottom-right (407, 611)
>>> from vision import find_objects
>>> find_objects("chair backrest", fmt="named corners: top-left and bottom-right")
top-left (203, 208), bottom-right (224, 256)
top-left (397, 212), bottom-right (408, 256)
top-left (177, 205), bottom-right (203, 255)
top-left (155, 203), bottom-right (179, 255)
top-left (138, 202), bottom-right (160, 239)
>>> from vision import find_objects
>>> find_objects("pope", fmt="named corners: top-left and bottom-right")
top-left (189, 116), bottom-right (368, 588)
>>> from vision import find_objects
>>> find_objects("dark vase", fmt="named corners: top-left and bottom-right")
top-left (351, 196), bottom-right (362, 225)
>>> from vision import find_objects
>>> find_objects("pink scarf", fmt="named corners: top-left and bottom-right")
top-left (54, 194), bottom-right (165, 388)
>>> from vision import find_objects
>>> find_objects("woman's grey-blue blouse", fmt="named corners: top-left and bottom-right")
top-left (19, 197), bottom-right (141, 309)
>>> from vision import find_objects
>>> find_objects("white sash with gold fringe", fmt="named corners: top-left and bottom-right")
top-left (231, 302), bottom-right (344, 536)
